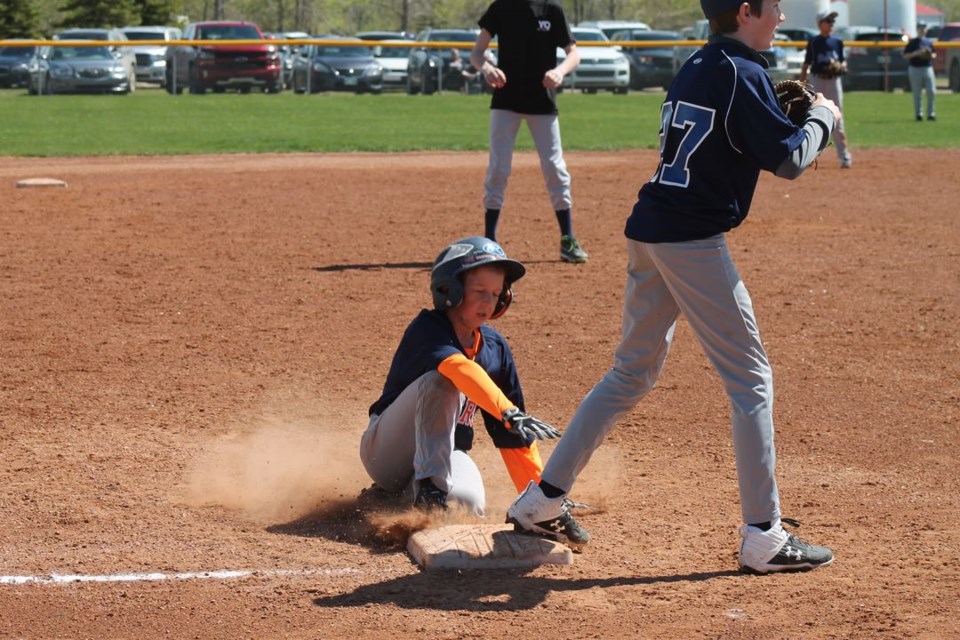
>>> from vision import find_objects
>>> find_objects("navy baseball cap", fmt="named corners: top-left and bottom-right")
top-left (701, 0), bottom-right (745, 19)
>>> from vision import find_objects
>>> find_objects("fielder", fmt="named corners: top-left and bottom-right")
top-left (507, 0), bottom-right (839, 573)
top-left (360, 237), bottom-right (568, 517)
top-left (799, 10), bottom-right (852, 168)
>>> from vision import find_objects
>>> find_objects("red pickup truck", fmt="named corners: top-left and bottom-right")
top-left (165, 20), bottom-right (283, 94)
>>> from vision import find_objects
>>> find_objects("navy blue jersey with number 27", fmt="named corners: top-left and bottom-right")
top-left (627, 37), bottom-right (805, 243)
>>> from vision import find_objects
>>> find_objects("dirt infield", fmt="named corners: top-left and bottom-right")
top-left (2, 149), bottom-right (958, 638)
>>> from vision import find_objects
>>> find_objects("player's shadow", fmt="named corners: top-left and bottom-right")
top-left (311, 568), bottom-right (742, 612)
top-left (311, 259), bottom-right (555, 273)
top-left (312, 261), bottom-right (433, 273)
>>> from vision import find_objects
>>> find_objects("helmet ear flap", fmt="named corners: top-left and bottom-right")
top-left (491, 286), bottom-right (513, 320)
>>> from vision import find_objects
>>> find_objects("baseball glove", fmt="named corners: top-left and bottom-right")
top-left (820, 59), bottom-right (847, 79)
top-left (774, 79), bottom-right (817, 126)
top-left (915, 47), bottom-right (933, 62)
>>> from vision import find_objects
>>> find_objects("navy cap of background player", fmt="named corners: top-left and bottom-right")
top-left (816, 10), bottom-right (839, 24)
top-left (700, 0), bottom-right (745, 19)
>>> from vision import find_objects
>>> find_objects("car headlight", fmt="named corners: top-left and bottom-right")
top-left (110, 64), bottom-right (126, 74)
top-left (51, 66), bottom-right (74, 78)
top-left (362, 66), bottom-right (381, 77)
top-left (312, 61), bottom-right (331, 73)
top-left (615, 54), bottom-right (629, 64)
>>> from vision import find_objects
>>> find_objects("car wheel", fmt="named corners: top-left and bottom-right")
top-left (950, 59), bottom-right (960, 92)
top-left (422, 70), bottom-right (436, 95)
top-left (613, 87), bottom-right (628, 95)
top-left (406, 72), bottom-right (420, 95)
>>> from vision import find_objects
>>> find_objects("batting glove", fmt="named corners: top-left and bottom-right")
top-left (502, 407), bottom-right (561, 441)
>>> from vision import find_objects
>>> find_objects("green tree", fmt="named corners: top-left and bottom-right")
top-left (135, 0), bottom-right (176, 25)
top-left (58, 0), bottom-right (139, 28)
top-left (0, 0), bottom-right (41, 38)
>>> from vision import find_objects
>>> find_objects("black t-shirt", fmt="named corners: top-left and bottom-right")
top-left (478, 0), bottom-right (574, 115)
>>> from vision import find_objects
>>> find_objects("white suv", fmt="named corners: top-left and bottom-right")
top-left (121, 26), bottom-right (181, 86)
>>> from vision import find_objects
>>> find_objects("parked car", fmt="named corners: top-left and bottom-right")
top-left (121, 25), bottom-right (181, 87)
top-left (165, 21), bottom-right (282, 94)
top-left (28, 42), bottom-right (136, 95)
top-left (774, 32), bottom-right (805, 79)
top-left (405, 28), bottom-right (479, 95)
top-left (674, 19), bottom-right (787, 81)
top-left (577, 20), bottom-right (650, 39)
top-left (835, 26), bottom-right (909, 91)
top-left (559, 27), bottom-right (630, 94)
top-left (0, 41), bottom-right (36, 88)
top-left (610, 29), bottom-right (681, 90)
top-left (291, 37), bottom-right (383, 94)
top-left (265, 31), bottom-right (310, 89)
top-left (53, 28), bottom-right (137, 92)
top-left (777, 27), bottom-right (818, 44)
top-left (373, 39), bottom-right (411, 89)
top-left (356, 31), bottom-right (415, 41)
top-left (931, 22), bottom-right (960, 76)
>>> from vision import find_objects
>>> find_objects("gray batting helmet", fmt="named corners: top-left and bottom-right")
top-left (430, 237), bottom-right (526, 319)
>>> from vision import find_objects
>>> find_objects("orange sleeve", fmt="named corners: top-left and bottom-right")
top-left (499, 442), bottom-right (544, 493)
top-left (437, 353), bottom-right (516, 418)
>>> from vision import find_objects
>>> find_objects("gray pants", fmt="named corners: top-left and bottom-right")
top-left (540, 237), bottom-right (781, 525)
top-left (809, 74), bottom-right (852, 166)
top-left (483, 109), bottom-right (572, 212)
top-left (360, 371), bottom-right (485, 516)
top-left (908, 66), bottom-right (936, 118)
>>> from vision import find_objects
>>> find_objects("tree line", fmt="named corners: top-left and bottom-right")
top-left (2, 0), bottom-right (957, 39)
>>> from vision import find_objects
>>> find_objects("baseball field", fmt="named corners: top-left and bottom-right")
top-left (2, 101), bottom-right (959, 636)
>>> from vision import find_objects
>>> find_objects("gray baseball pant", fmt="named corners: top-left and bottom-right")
top-left (360, 371), bottom-right (485, 516)
top-left (540, 236), bottom-right (782, 525)
top-left (908, 65), bottom-right (936, 118)
top-left (809, 74), bottom-right (852, 166)
top-left (483, 108), bottom-right (572, 212)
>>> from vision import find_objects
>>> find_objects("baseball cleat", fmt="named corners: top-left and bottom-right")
top-left (413, 478), bottom-right (448, 512)
top-left (506, 480), bottom-right (591, 546)
top-left (560, 235), bottom-right (588, 263)
top-left (738, 518), bottom-right (834, 574)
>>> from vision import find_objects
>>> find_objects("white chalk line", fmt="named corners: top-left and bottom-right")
top-left (0, 567), bottom-right (363, 586)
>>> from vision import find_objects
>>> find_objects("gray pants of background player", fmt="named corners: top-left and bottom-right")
top-left (908, 65), bottom-right (936, 119)
top-left (360, 371), bottom-right (486, 516)
top-left (483, 109), bottom-right (572, 212)
top-left (809, 75), bottom-right (852, 167)
top-left (540, 236), bottom-right (782, 526)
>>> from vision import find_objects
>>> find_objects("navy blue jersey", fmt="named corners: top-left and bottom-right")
top-left (370, 309), bottom-right (528, 449)
top-left (804, 34), bottom-right (844, 75)
top-left (627, 37), bottom-right (806, 243)
top-left (904, 36), bottom-right (934, 67)
top-left (478, 0), bottom-right (574, 115)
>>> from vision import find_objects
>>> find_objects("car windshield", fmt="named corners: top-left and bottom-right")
top-left (316, 45), bottom-right (372, 57)
top-left (123, 31), bottom-right (166, 41)
top-left (59, 31), bottom-right (109, 40)
top-left (429, 32), bottom-right (476, 42)
top-left (0, 46), bottom-right (34, 57)
top-left (52, 46), bottom-right (112, 60)
top-left (376, 46), bottom-right (410, 58)
top-left (854, 33), bottom-right (906, 42)
top-left (572, 30), bottom-right (608, 42)
top-left (198, 26), bottom-right (260, 40)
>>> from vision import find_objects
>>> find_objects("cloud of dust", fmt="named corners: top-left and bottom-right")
top-left (182, 412), bottom-right (371, 524)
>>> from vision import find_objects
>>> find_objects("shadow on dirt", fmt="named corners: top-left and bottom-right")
top-left (312, 261), bottom-right (433, 273)
top-left (265, 486), bottom-right (435, 554)
top-left (310, 568), bottom-right (743, 612)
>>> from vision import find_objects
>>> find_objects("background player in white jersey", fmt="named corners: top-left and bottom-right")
top-left (507, 0), bottom-right (841, 573)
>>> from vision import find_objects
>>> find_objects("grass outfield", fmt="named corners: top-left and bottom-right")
top-left (0, 86), bottom-right (956, 156)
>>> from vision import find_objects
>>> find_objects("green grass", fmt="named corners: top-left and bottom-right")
top-left (0, 86), bottom-right (956, 157)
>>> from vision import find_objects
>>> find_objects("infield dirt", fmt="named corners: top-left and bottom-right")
top-left (2, 150), bottom-right (958, 638)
